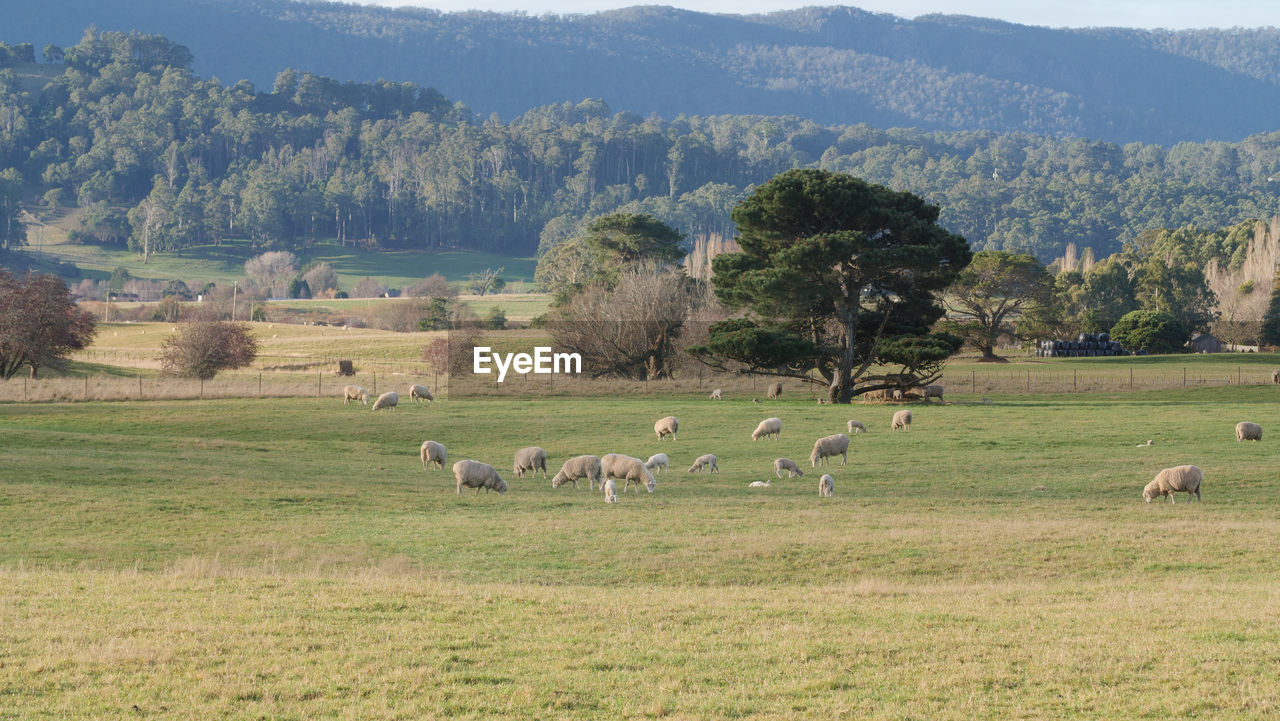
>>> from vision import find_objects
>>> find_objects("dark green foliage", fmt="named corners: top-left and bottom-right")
top-left (941, 251), bottom-right (1053, 360)
top-left (483, 306), bottom-right (507, 330)
top-left (1110, 310), bottom-right (1188, 354)
top-left (418, 297), bottom-right (452, 331)
top-left (286, 277), bottom-right (311, 299)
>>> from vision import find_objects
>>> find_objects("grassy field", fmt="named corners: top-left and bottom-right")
top-left (2, 386), bottom-right (1279, 717)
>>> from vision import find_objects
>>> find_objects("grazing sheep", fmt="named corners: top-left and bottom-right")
top-left (644, 453), bottom-right (669, 474)
top-left (688, 454), bottom-right (719, 473)
top-left (371, 391), bottom-right (399, 411)
top-left (774, 458), bottom-right (804, 479)
top-left (766, 382), bottom-right (783, 400)
top-left (891, 388), bottom-right (904, 401)
top-left (551, 455), bottom-right (604, 490)
top-left (847, 420), bottom-right (867, 434)
top-left (409, 384), bottom-right (434, 402)
top-left (1236, 421), bottom-right (1262, 442)
top-left (819, 474), bottom-right (834, 497)
top-left (809, 434), bottom-right (850, 467)
top-left (752, 398), bottom-right (760, 404)
top-left (1273, 369), bottom-right (1280, 385)
top-left (601, 453), bottom-right (657, 493)
top-left (891, 409), bottom-right (912, 431)
top-left (709, 388), bottom-right (722, 400)
top-left (1143, 465), bottom-right (1203, 504)
top-left (420, 440), bottom-right (447, 471)
top-left (343, 385), bottom-right (369, 405)
top-left (748, 480), bottom-right (771, 488)
top-left (513, 446), bottom-right (548, 478)
top-left (751, 417), bottom-right (782, 441)
top-left (603, 479), bottom-right (618, 503)
top-left (922, 384), bottom-right (944, 402)
top-left (453, 460), bottom-right (508, 495)
top-left (654, 416), bottom-right (679, 441)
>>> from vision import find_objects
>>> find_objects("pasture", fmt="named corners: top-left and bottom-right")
top-left (2, 388), bottom-right (1279, 718)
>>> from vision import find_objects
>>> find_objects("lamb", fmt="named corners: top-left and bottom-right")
top-left (688, 454), bottom-right (719, 473)
top-left (371, 391), bottom-right (399, 411)
top-left (1136, 439), bottom-right (1154, 447)
top-left (891, 409), bottom-right (912, 431)
top-left (343, 385), bottom-right (369, 405)
top-left (818, 474), bottom-right (834, 497)
top-left (551, 455), bottom-right (604, 489)
top-left (1235, 421), bottom-right (1262, 442)
top-left (751, 417), bottom-right (782, 441)
top-left (773, 458), bottom-right (804, 478)
top-left (513, 446), bottom-right (548, 478)
top-left (709, 388), bottom-right (723, 400)
top-left (603, 478), bottom-right (618, 503)
top-left (409, 384), bottom-right (434, 402)
top-left (453, 459), bottom-right (509, 495)
top-left (420, 440), bottom-right (447, 471)
top-left (922, 384), bottom-right (944, 402)
top-left (748, 480), bottom-right (771, 488)
top-left (766, 382), bottom-right (783, 400)
top-left (601, 453), bottom-right (657, 493)
top-left (847, 420), bottom-right (867, 434)
top-left (644, 453), bottom-right (669, 474)
top-left (1143, 465), bottom-right (1203, 503)
top-left (809, 434), bottom-right (850, 467)
top-left (654, 416), bottom-right (679, 441)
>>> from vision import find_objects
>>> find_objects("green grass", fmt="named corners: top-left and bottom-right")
top-left (2, 388), bottom-right (1280, 717)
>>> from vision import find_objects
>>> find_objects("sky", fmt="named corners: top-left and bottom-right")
top-left (356, 0), bottom-right (1280, 29)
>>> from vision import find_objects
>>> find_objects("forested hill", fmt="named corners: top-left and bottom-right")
top-left (6, 1), bottom-right (1280, 145)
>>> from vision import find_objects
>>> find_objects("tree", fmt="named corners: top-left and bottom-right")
top-left (1077, 259), bottom-right (1138, 332)
top-left (301, 262), bottom-right (340, 295)
top-left (535, 239), bottom-right (596, 303)
top-left (941, 250), bottom-right (1053, 361)
top-left (0, 168), bottom-right (24, 250)
top-left (467, 267), bottom-right (505, 296)
top-left (407, 273), bottom-right (456, 298)
top-left (689, 169), bottom-right (971, 403)
top-left (159, 311), bottom-right (258, 379)
top-left (1110, 310), bottom-right (1187, 354)
top-left (581, 213), bottom-right (685, 287)
top-left (352, 277), bottom-right (387, 298)
top-left (244, 251), bottom-right (299, 297)
top-left (1259, 267), bottom-right (1280, 346)
top-left (0, 270), bottom-right (98, 379)
top-left (1133, 258), bottom-right (1217, 334)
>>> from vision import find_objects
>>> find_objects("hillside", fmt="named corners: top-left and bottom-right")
top-left (4, 2), bottom-right (1280, 145)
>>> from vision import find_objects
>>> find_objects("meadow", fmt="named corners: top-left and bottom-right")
top-left (2, 384), bottom-right (1279, 718)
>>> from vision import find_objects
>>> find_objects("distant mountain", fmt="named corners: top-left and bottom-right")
top-left (6, 1), bottom-right (1280, 145)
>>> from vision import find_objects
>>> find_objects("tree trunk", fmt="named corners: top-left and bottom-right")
top-left (29, 364), bottom-right (38, 379)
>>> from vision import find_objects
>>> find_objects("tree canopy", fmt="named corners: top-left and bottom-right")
top-left (0, 270), bottom-right (97, 378)
top-left (941, 250), bottom-right (1053, 361)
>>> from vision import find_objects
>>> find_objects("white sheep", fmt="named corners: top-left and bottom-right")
top-left (654, 416), bottom-right (679, 441)
top-left (409, 384), bottom-right (434, 402)
top-left (773, 458), bottom-right (804, 478)
top-left (513, 446), bottom-right (548, 478)
top-left (343, 385), bottom-right (369, 405)
top-left (891, 409), bottom-right (912, 431)
top-left (601, 453), bottom-right (657, 493)
top-left (551, 455), bottom-right (604, 489)
top-left (603, 478), bottom-right (618, 503)
top-left (1236, 421), bottom-right (1262, 442)
top-left (1143, 465), bottom-right (1202, 503)
top-left (1136, 439), bottom-right (1154, 447)
top-left (644, 453), bottom-right (669, 474)
top-left (922, 384), bottom-right (944, 402)
top-left (767, 382), bottom-right (783, 400)
top-left (709, 388), bottom-right (722, 400)
top-left (1273, 369), bottom-right (1280, 385)
top-left (420, 440), bottom-right (447, 471)
top-left (453, 459), bottom-right (509, 495)
top-left (891, 388), bottom-right (904, 401)
top-left (371, 391), bottom-right (399, 411)
top-left (809, 433), bottom-right (850, 467)
top-left (819, 474), bottom-right (834, 497)
top-left (687, 454), bottom-right (719, 473)
top-left (748, 480), bottom-right (771, 488)
top-left (847, 419), bottom-right (867, 434)
top-left (751, 417), bottom-right (782, 441)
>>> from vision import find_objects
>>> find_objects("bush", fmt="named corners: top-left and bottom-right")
top-left (408, 273), bottom-right (457, 298)
top-left (484, 306), bottom-right (507, 330)
top-left (1110, 310), bottom-right (1188, 354)
top-left (351, 277), bottom-right (387, 298)
top-left (159, 312), bottom-right (259, 379)
top-left (151, 295), bottom-right (184, 323)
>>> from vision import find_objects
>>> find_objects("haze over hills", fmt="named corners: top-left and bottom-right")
top-left (7, 0), bottom-right (1280, 145)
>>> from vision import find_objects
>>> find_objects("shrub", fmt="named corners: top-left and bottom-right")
top-left (1110, 310), bottom-right (1188, 354)
top-left (159, 312), bottom-right (259, 379)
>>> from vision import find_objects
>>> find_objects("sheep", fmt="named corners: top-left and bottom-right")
top-left (891, 409), bottom-right (912, 431)
top-left (1143, 465), bottom-right (1202, 504)
top-left (818, 474), bottom-right (834, 497)
top-left (922, 384), bottom-right (944, 402)
top-left (766, 382), bottom-right (783, 400)
top-left (343, 385), bottom-right (369, 405)
top-left (453, 459), bottom-right (508, 495)
top-left (644, 453), bottom-right (669, 474)
top-left (809, 434), bottom-right (850, 467)
top-left (1273, 369), bottom-right (1280, 385)
top-left (751, 417), bottom-right (782, 441)
top-left (409, 384), bottom-right (434, 402)
top-left (709, 388), bottom-right (722, 400)
top-left (1136, 439), bottom-right (1154, 447)
top-left (551, 455), bottom-right (604, 490)
top-left (688, 454), bottom-right (719, 473)
top-left (748, 480), bottom-right (771, 488)
top-left (847, 419), bottom-right (867, 434)
top-left (603, 478), bottom-right (618, 503)
top-left (773, 458), bottom-right (804, 478)
top-left (420, 440), bottom-right (447, 471)
top-left (371, 391), bottom-right (399, 411)
top-left (1236, 421), bottom-right (1262, 442)
top-left (654, 416), bottom-right (679, 441)
top-left (601, 453), bottom-right (657, 493)
top-left (892, 389), bottom-right (904, 401)
top-left (513, 446), bottom-right (548, 478)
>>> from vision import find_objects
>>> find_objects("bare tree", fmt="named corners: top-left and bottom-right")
top-left (408, 273), bottom-right (457, 298)
top-left (159, 310), bottom-right (259, 379)
top-left (244, 251), bottom-right (299, 297)
top-left (0, 270), bottom-right (97, 378)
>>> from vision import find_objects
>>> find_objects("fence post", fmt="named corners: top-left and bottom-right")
top-left (1183, 368), bottom-right (1187, 387)
top-left (84, 376), bottom-right (89, 400)
top-left (138, 374), bottom-right (142, 399)
top-left (23, 377), bottom-right (27, 401)
top-left (1073, 369), bottom-right (1077, 391)
top-left (1130, 367), bottom-right (1134, 389)
top-left (317, 372), bottom-right (321, 397)
top-left (259, 372), bottom-right (262, 397)
top-left (1026, 370), bottom-right (1030, 393)
top-left (372, 373), bottom-right (377, 397)
top-left (200, 378), bottom-right (204, 399)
